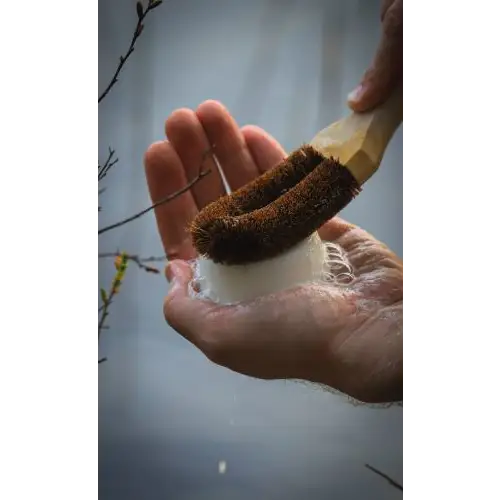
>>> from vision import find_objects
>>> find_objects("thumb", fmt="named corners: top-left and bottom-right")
top-left (165, 259), bottom-right (193, 286)
top-left (163, 260), bottom-right (216, 349)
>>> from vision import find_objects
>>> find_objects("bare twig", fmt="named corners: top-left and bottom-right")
top-left (98, 1), bottom-right (164, 104)
top-left (99, 252), bottom-right (165, 274)
top-left (98, 254), bottom-right (129, 342)
top-left (98, 147), bottom-right (213, 235)
top-left (365, 464), bottom-right (403, 492)
top-left (98, 287), bottom-right (118, 342)
top-left (98, 169), bottom-right (210, 235)
top-left (99, 357), bottom-right (108, 364)
top-left (98, 148), bottom-right (119, 181)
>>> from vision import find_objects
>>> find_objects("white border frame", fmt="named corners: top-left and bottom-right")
top-left (2, 1), bottom-right (500, 499)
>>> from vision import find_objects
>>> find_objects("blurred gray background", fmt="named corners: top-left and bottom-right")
top-left (98, 0), bottom-right (403, 499)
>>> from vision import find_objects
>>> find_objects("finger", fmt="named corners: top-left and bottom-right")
top-left (318, 217), bottom-right (358, 241)
top-left (144, 141), bottom-right (198, 261)
top-left (241, 125), bottom-right (287, 173)
top-left (319, 217), bottom-right (378, 269)
top-left (348, 0), bottom-right (402, 112)
top-left (164, 259), bottom-right (221, 352)
top-left (321, 217), bottom-right (402, 275)
top-left (165, 108), bottom-right (225, 210)
top-left (196, 100), bottom-right (260, 190)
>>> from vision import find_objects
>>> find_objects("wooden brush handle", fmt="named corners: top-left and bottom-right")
top-left (309, 83), bottom-right (403, 185)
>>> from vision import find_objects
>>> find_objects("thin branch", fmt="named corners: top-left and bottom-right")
top-left (98, 1), bottom-right (164, 364)
top-left (98, 169), bottom-right (210, 235)
top-left (364, 464), bottom-right (403, 492)
top-left (98, 1), bottom-right (164, 104)
top-left (98, 254), bottom-right (129, 364)
top-left (98, 287), bottom-right (117, 342)
top-left (98, 147), bottom-right (213, 236)
top-left (98, 148), bottom-right (119, 181)
top-left (99, 252), bottom-right (166, 273)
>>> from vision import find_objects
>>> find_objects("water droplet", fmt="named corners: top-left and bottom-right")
top-left (218, 460), bottom-right (227, 474)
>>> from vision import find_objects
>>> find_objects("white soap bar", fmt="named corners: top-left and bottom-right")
top-left (191, 232), bottom-right (329, 305)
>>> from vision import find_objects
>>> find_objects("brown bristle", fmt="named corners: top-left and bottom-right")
top-left (190, 145), bottom-right (361, 265)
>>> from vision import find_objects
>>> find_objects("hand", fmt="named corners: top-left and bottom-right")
top-left (144, 101), bottom-right (403, 404)
top-left (348, 0), bottom-right (403, 112)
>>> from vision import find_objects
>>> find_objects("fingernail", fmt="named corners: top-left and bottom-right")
top-left (347, 84), bottom-right (364, 104)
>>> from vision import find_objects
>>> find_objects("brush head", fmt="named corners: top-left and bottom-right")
top-left (190, 145), bottom-right (361, 266)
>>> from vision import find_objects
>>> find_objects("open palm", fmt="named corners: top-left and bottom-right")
top-left (145, 101), bottom-right (402, 404)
